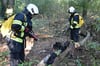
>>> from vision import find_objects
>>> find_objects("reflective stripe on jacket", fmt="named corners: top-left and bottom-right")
top-left (11, 13), bottom-right (27, 43)
top-left (70, 13), bottom-right (80, 29)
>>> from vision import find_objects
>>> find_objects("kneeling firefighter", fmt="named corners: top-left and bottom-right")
top-left (7, 3), bottom-right (39, 66)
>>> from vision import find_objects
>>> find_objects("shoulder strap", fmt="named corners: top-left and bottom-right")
top-left (21, 13), bottom-right (27, 22)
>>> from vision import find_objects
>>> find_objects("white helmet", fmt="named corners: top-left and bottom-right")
top-left (26, 3), bottom-right (39, 15)
top-left (68, 6), bottom-right (75, 13)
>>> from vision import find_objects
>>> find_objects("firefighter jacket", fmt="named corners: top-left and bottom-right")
top-left (69, 13), bottom-right (80, 29)
top-left (11, 12), bottom-right (33, 43)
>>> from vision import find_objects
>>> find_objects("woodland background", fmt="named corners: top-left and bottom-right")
top-left (0, 0), bottom-right (100, 66)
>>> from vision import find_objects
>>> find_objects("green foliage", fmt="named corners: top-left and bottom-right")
top-left (94, 18), bottom-right (100, 32)
top-left (12, 0), bottom-right (100, 18)
top-left (91, 17), bottom-right (100, 32)
top-left (73, 56), bottom-right (82, 66)
top-left (18, 61), bottom-right (32, 66)
top-left (91, 54), bottom-right (100, 66)
top-left (0, 51), bottom-right (9, 65)
top-left (26, 0), bottom-right (69, 19)
top-left (0, 0), bottom-right (100, 18)
top-left (18, 58), bottom-right (39, 66)
top-left (89, 0), bottom-right (100, 13)
top-left (87, 42), bottom-right (100, 50)
top-left (68, 0), bottom-right (91, 13)
top-left (75, 59), bottom-right (82, 66)
top-left (0, 51), bottom-right (9, 57)
top-left (14, 0), bottom-right (26, 13)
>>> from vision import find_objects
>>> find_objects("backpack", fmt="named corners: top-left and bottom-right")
top-left (1, 13), bottom-right (26, 38)
top-left (78, 15), bottom-right (84, 27)
top-left (1, 15), bottom-right (15, 37)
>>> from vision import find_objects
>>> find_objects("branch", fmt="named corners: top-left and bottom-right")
top-left (79, 31), bottom-right (90, 45)
top-left (52, 31), bottom-right (90, 66)
top-left (52, 41), bottom-right (73, 66)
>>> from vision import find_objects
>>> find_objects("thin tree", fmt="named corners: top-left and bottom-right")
top-left (1, 0), bottom-right (15, 18)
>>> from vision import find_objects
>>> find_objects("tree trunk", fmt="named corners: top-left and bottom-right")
top-left (9, 0), bottom-right (15, 8)
top-left (82, 8), bottom-right (87, 18)
top-left (52, 31), bottom-right (90, 66)
top-left (1, 0), bottom-right (15, 18)
top-left (1, 0), bottom-right (7, 17)
top-left (82, 0), bottom-right (90, 18)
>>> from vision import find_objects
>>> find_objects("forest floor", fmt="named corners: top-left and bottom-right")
top-left (0, 17), bottom-right (100, 66)
top-left (0, 35), bottom-right (100, 66)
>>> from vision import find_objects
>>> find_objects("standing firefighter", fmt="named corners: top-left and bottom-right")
top-left (7, 3), bottom-right (39, 66)
top-left (68, 6), bottom-right (84, 48)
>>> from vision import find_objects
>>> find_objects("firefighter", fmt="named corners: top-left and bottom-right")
top-left (7, 3), bottom-right (39, 66)
top-left (68, 6), bottom-right (81, 48)
top-left (38, 42), bottom-right (69, 66)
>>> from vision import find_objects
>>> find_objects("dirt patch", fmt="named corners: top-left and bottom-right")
top-left (0, 35), bottom-right (100, 66)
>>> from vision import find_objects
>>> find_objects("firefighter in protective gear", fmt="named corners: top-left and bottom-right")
top-left (68, 6), bottom-right (80, 48)
top-left (38, 42), bottom-right (70, 66)
top-left (7, 3), bottom-right (39, 66)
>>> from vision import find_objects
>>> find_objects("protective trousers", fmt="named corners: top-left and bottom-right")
top-left (70, 28), bottom-right (80, 42)
top-left (7, 40), bottom-right (25, 66)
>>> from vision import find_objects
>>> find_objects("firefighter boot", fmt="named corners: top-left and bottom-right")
top-left (74, 42), bottom-right (80, 48)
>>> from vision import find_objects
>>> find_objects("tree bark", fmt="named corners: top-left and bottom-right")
top-left (52, 31), bottom-right (90, 66)
top-left (82, 0), bottom-right (90, 18)
top-left (1, 0), bottom-right (7, 17)
top-left (0, 0), bottom-right (15, 18)
top-left (82, 8), bottom-right (87, 18)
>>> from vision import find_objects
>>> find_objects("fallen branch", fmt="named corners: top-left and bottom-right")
top-left (37, 31), bottom-right (91, 66)
top-left (79, 31), bottom-right (90, 45)
top-left (52, 41), bottom-right (73, 66)
top-left (52, 31), bottom-right (90, 66)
